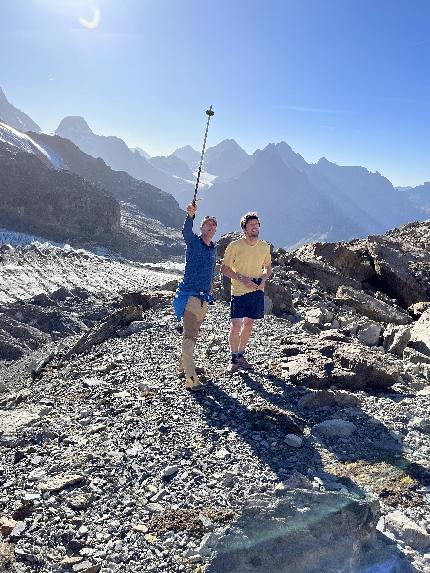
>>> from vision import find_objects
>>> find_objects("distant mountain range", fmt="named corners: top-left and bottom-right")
top-left (396, 183), bottom-right (430, 215)
top-left (0, 120), bottom-right (183, 260)
top-left (1, 85), bottom-right (429, 249)
top-left (55, 116), bottom-right (193, 202)
top-left (198, 143), bottom-right (425, 247)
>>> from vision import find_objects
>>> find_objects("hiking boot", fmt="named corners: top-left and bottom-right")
top-left (226, 361), bottom-right (241, 374)
top-left (236, 355), bottom-right (254, 370)
top-left (185, 375), bottom-right (205, 392)
top-left (178, 365), bottom-right (206, 379)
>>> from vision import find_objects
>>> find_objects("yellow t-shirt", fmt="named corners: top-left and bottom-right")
top-left (223, 238), bottom-right (271, 296)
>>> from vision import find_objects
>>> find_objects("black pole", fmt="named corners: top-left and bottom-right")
top-left (192, 105), bottom-right (215, 205)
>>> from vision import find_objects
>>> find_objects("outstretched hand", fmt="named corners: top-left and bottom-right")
top-left (186, 203), bottom-right (197, 218)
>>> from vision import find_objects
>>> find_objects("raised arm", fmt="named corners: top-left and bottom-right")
top-left (182, 202), bottom-right (197, 245)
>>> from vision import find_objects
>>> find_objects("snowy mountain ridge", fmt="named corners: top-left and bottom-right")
top-left (0, 121), bottom-right (63, 168)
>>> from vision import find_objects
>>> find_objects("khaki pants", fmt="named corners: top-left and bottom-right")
top-left (181, 296), bottom-right (208, 379)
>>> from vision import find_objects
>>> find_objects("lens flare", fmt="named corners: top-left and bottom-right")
top-left (79, 2), bottom-right (101, 29)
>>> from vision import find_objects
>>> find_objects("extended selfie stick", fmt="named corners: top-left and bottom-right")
top-left (192, 105), bottom-right (215, 206)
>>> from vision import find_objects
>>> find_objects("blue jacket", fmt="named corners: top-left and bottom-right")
top-left (181, 215), bottom-right (217, 292)
top-left (172, 216), bottom-right (217, 320)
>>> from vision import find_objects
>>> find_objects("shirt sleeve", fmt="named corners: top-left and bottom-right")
top-left (222, 242), bottom-right (235, 268)
top-left (263, 243), bottom-right (272, 268)
top-left (182, 215), bottom-right (195, 246)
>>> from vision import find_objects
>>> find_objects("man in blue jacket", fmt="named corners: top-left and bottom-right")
top-left (173, 202), bottom-right (217, 391)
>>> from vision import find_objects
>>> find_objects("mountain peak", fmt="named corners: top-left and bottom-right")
top-left (175, 144), bottom-right (197, 153)
top-left (56, 116), bottom-right (93, 137)
top-left (0, 86), bottom-right (41, 132)
top-left (255, 141), bottom-right (308, 172)
top-left (172, 145), bottom-right (200, 169)
top-left (209, 139), bottom-right (245, 153)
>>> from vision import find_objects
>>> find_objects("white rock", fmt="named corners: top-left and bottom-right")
top-left (357, 323), bottom-right (381, 346)
top-left (384, 510), bottom-right (430, 550)
top-left (161, 466), bottom-right (178, 478)
top-left (313, 419), bottom-right (357, 438)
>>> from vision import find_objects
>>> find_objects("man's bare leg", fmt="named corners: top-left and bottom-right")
top-left (238, 317), bottom-right (254, 354)
top-left (229, 318), bottom-right (243, 353)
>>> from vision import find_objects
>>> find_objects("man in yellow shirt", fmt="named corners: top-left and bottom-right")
top-left (221, 212), bottom-right (272, 372)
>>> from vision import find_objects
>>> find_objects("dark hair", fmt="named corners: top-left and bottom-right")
top-left (240, 211), bottom-right (260, 230)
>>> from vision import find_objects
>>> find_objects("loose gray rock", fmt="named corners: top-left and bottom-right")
top-left (313, 419), bottom-right (357, 438)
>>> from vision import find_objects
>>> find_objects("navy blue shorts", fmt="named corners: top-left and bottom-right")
top-left (230, 290), bottom-right (264, 320)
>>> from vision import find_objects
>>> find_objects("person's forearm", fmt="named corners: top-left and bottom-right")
top-left (182, 215), bottom-right (194, 243)
top-left (221, 265), bottom-right (256, 289)
top-left (221, 264), bottom-right (239, 280)
top-left (260, 266), bottom-right (272, 283)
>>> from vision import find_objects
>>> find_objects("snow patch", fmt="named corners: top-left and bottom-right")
top-left (0, 121), bottom-right (64, 168)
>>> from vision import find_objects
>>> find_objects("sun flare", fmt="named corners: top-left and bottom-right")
top-left (79, 2), bottom-right (101, 29)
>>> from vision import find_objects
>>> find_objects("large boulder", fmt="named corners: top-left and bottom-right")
top-left (277, 333), bottom-right (399, 391)
top-left (366, 236), bottom-right (430, 308)
top-left (335, 285), bottom-right (411, 325)
top-left (408, 309), bottom-right (430, 357)
top-left (63, 305), bottom-right (143, 359)
top-left (383, 324), bottom-right (412, 356)
top-left (289, 255), bottom-right (361, 294)
top-left (263, 272), bottom-right (293, 316)
top-left (296, 242), bottom-right (375, 282)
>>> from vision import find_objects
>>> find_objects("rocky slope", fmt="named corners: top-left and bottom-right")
top-left (0, 141), bottom-right (120, 243)
top-left (29, 132), bottom-right (185, 230)
top-left (1, 221), bottom-right (430, 572)
top-left (0, 130), bottom-right (185, 263)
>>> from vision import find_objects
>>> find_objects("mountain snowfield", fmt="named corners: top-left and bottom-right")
top-left (0, 121), bottom-right (63, 168)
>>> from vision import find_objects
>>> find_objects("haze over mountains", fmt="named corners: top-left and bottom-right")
top-left (0, 120), bottom-right (183, 261)
top-left (55, 116), bottom-right (194, 202)
top-left (0, 85), bottom-right (429, 250)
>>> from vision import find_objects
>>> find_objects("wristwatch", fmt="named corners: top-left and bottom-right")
top-left (237, 273), bottom-right (243, 282)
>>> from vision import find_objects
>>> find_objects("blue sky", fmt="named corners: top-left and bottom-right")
top-left (1, 0), bottom-right (429, 186)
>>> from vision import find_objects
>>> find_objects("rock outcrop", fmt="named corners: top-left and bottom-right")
top-left (30, 132), bottom-right (185, 229)
top-left (278, 333), bottom-right (399, 391)
top-left (0, 142), bottom-right (120, 242)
